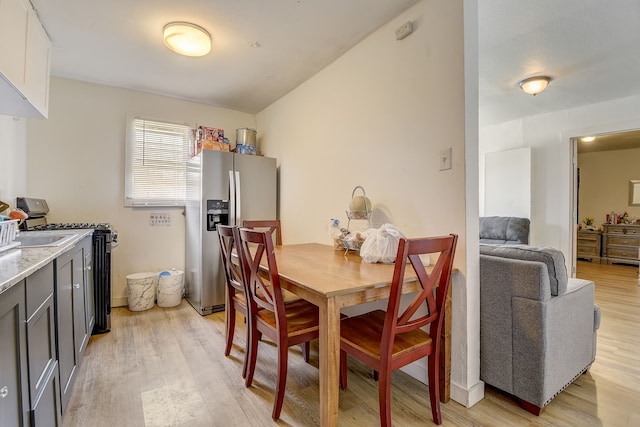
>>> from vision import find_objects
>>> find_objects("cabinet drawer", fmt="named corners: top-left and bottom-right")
top-left (607, 246), bottom-right (640, 259)
top-left (577, 240), bottom-right (598, 250)
top-left (577, 233), bottom-right (599, 242)
top-left (26, 262), bottom-right (54, 319)
top-left (607, 236), bottom-right (640, 248)
top-left (605, 226), bottom-right (640, 235)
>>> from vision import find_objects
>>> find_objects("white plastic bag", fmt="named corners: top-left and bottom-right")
top-left (360, 224), bottom-right (405, 264)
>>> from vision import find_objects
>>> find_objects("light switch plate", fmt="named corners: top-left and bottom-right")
top-left (439, 147), bottom-right (452, 171)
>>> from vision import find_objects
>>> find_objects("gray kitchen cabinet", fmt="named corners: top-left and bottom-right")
top-left (55, 236), bottom-right (90, 413)
top-left (25, 261), bottom-right (61, 426)
top-left (0, 280), bottom-right (29, 427)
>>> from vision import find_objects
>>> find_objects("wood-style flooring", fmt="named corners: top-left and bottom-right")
top-left (61, 261), bottom-right (640, 426)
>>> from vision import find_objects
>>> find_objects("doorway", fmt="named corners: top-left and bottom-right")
top-left (571, 129), bottom-right (640, 275)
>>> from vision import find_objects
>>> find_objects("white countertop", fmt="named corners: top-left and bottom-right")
top-left (0, 229), bottom-right (93, 296)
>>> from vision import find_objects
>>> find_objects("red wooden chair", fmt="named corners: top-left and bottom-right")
top-left (339, 234), bottom-right (458, 426)
top-left (237, 227), bottom-right (320, 421)
top-left (242, 219), bottom-right (310, 361)
top-left (218, 225), bottom-right (251, 377)
top-left (242, 219), bottom-right (282, 246)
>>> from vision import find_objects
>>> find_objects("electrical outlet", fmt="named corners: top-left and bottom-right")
top-left (439, 147), bottom-right (452, 171)
top-left (395, 21), bottom-right (413, 40)
top-left (150, 213), bottom-right (171, 226)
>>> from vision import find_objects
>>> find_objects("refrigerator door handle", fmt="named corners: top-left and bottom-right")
top-left (229, 170), bottom-right (235, 225)
top-left (235, 170), bottom-right (241, 224)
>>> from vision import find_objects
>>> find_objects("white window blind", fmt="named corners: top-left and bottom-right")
top-left (125, 117), bottom-right (192, 207)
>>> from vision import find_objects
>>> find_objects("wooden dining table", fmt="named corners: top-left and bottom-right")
top-left (261, 243), bottom-right (452, 427)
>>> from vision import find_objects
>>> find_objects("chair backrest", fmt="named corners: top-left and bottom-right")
top-left (218, 225), bottom-right (247, 296)
top-left (382, 234), bottom-right (458, 359)
top-left (243, 219), bottom-right (282, 246)
top-left (238, 227), bottom-right (286, 321)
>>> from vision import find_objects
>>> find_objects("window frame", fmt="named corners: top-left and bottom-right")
top-left (124, 115), bottom-right (193, 207)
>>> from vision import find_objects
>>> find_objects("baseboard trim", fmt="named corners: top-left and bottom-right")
top-left (451, 380), bottom-right (485, 408)
top-left (113, 296), bottom-right (128, 307)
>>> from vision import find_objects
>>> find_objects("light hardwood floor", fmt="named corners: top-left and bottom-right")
top-left (62, 261), bottom-right (640, 426)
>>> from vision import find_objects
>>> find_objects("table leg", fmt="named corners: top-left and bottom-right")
top-left (439, 284), bottom-right (452, 403)
top-left (319, 297), bottom-right (340, 427)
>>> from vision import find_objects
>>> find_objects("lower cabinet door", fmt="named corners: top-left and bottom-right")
top-left (56, 249), bottom-right (78, 413)
top-left (30, 361), bottom-right (61, 427)
top-left (0, 281), bottom-right (29, 427)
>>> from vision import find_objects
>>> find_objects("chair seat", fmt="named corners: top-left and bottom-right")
top-left (232, 291), bottom-right (246, 305)
top-left (281, 288), bottom-right (302, 302)
top-left (236, 287), bottom-right (298, 305)
top-left (256, 299), bottom-right (319, 339)
top-left (341, 310), bottom-right (432, 360)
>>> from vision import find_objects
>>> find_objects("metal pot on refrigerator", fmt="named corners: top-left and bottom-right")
top-left (236, 128), bottom-right (257, 152)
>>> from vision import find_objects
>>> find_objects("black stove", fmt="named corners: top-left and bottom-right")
top-left (16, 197), bottom-right (117, 335)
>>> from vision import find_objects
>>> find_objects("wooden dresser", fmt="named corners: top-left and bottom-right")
top-left (602, 223), bottom-right (640, 265)
top-left (577, 230), bottom-right (602, 263)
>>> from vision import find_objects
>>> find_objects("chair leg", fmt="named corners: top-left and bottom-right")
top-left (241, 315), bottom-right (249, 378)
top-left (340, 350), bottom-right (348, 390)
top-left (272, 342), bottom-right (289, 420)
top-left (427, 353), bottom-right (442, 425)
top-left (301, 341), bottom-right (310, 363)
top-left (224, 303), bottom-right (236, 357)
top-left (378, 367), bottom-right (392, 427)
top-left (245, 320), bottom-right (259, 388)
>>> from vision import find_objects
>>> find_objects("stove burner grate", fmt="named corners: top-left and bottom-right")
top-left (31, 223), bottom-right (112, 231)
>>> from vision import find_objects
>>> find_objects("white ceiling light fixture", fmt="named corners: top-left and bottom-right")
top-left (581, 136), bottom-right (596, 142)
top-left (164, 22), bottom-right (211, 57)
top-left (517, 76), bottom-right (551, 96)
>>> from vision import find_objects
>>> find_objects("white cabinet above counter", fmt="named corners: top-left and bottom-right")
top-left (0, 0), bottom-right (51, 119)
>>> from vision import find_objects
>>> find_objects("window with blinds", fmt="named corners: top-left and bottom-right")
top-left (125, 117), bottom-right (192, 207)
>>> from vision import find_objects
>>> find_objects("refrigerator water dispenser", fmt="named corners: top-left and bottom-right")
top-left (206, 199), bottom-right (229, 231)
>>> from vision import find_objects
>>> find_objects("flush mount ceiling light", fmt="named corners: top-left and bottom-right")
top-left (517, 76), bottom-right (551, 96)
top-left (581, 136), bottom-right (596, 142)
top-left (163, 22), bottom-right (211, 57)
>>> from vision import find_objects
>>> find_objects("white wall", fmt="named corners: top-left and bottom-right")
top-left (258, 0), bottom-right (482, 407)
top-left (483, 147), bottom-right (531, 218)
top-left (0, 115), bottom-right (28, 207)
top-left (480, 93), bottom-right (640, 270)
top-left (26, 77), bottom-right (255, 306)
top-left (578, 147), bottom-right (640, 224)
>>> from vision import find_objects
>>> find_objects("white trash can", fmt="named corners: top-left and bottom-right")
top-left (126, 272), bottom-right (158, 311)
top-left (157, 269), bottom-right (184, 308)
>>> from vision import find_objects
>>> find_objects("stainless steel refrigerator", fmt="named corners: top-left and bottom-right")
top-left (185, 150), bottom-right (277, 315)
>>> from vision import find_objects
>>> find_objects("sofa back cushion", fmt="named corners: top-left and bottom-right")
top-left (479, 216), bottom-right (530, 244)
top-left (479, 244), bottom-right (568, 295)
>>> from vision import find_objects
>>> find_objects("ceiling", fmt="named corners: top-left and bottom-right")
top-left (478, 0), bottom-right (640, 126)
top-left (31, 1), bottom-right (640, 132)
top-left (31, 0), bottom-right (419, 114)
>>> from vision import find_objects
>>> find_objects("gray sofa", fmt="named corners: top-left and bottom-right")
top-left (479, 243), bottom-right (600, 414)
top-left (480, 216), bottom-right (530, 244)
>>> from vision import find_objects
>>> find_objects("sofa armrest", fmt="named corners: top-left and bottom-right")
top-left (480, 255), bottom-right (552, 394)
top-left (512, 279), bottom-right (596, 407)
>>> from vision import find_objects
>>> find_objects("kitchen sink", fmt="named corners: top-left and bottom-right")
top-left (13, 233), bottom-right (76, 248)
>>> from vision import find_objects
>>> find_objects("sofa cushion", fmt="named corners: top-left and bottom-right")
top-left (479, 216), bottom-right (530, 244)
top-left (479, 244), bottom-right (568, 295)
